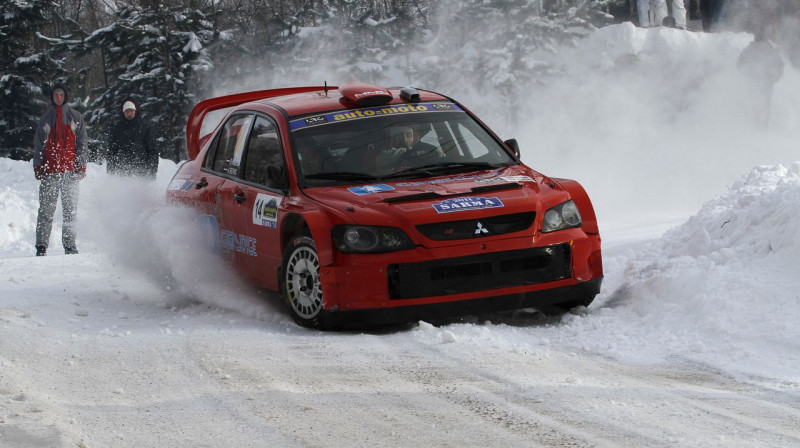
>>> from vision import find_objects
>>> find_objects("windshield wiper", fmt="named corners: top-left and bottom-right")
top-left (305, 171), bottom-right (380, 183)
top-left (385, 162), bottom-right (502, 179)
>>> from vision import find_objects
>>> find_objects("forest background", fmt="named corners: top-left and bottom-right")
top-left (0, 0), bottom-right (794, 162)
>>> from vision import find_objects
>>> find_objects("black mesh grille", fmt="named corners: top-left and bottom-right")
top-left (416, 212), bottom-right (535, 241)
top-left (388, 243), bottom-right (572, 299)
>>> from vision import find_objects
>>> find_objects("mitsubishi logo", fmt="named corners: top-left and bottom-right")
top-left (474, 222), bottom-right (489, 235)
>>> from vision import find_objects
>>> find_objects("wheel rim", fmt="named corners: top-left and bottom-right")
top-left (285, 245), bottom-right (323, 319)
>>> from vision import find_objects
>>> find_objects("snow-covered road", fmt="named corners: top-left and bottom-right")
top-left (3, 209), bottom-right (799, 447)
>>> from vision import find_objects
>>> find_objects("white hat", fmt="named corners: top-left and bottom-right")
top-left (123, 101), bottom-right (136, 111)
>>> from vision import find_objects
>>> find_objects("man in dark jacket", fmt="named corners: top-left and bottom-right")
top-left (33, 84), bottom-right (87, 256)
top-left (106, 98), bottom-right (158, 179)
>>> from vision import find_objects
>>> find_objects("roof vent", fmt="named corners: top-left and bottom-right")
top-left (339, 83), bottom-right (393, 107)
top-left (399, 87), bottom-right (420, 103)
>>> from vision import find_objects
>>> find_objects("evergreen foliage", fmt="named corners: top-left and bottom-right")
top-left (83, 3), bottom-right (218, 162)
top-left (283, 0), bottom-right (434, 84)
top-left (1, 0), bottom-right (619, 161)
top-left (0, 0), bottom-right (65, 160)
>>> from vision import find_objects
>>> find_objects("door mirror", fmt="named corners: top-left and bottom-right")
top-left (504, 139), bottom-right (520, 159)
top-left (267, 164), bottom-right (288, 191)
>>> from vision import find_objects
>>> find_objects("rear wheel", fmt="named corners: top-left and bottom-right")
top-left (280, 231), bottom-right (326, 329)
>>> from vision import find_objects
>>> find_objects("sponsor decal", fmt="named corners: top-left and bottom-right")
top-left (354, 90), bottom-right (390, 99)
top-left (348, 184), bottom-right (395, 195)
top-left (304, 115), bottom-right (328, 127)
top-left (432, 196), bottom-right (505, 214)
top-left (475, 175), bottom-right (535, 184)
top-left (253, 193), bottom-right (281, 228)
top-left (219, 229), bottom-right (258, 257)
top-left (168, 178), bottom-right (195, 191)
top-left (289, 102), bottom-right (464, 131)
top-left (396, 172), bottom-right (496, 187)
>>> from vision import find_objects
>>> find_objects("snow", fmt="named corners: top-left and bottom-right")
top-left (2, 24), bottom-right (800, 447)
top-left (182, 32), bottom-right (203, 53)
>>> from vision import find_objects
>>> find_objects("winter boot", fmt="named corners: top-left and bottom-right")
top-left (36, 246), bottom-right (47, 256)
top-left (65, 246), bottom-right (79, 255)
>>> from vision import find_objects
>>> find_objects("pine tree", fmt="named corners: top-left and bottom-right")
top-left (228, 0), bottom-right (433, 88)
top-left (83, 2), bottom-right (218, 162)
top-left (0, 0), bottom-right (65, 160)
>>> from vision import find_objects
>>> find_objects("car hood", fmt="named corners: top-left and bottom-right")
top-left (302, 165), bottom-right (573, 238)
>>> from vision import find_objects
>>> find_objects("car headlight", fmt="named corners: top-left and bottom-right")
top-left (332, 226), bottom-right (414, 253)
top-left (542, 200), bottom-right (582, 233)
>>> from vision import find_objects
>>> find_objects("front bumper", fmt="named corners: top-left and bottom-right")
top-left (317, 230), bottom-right (602, 324)
top-left (319, 277), bottom-right (602, 329)
top-left (388, 243), bottom-right (573, 299)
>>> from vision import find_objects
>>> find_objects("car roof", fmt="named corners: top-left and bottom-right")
top-left (186, 84), bottom-right (455, 160)
top-left (250, 86), bottom-right (451, 117)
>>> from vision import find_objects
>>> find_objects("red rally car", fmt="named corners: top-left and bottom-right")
top-left (167, 83), bottom-right (603, 329)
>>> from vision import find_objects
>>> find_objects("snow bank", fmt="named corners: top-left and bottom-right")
top-left (0, 159), bottom-right (39, 256)
top-left (570, 163), bottom-right (800, 383)
top-left (402, 163), bottom-right (800, 386)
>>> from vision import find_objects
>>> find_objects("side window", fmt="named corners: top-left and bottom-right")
top-left (210, 114), bottom-right (254, 176)
top-left (243, 115), bottom-right (284, 187)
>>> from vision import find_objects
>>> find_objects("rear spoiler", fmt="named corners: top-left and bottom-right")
top-left (185, 86), bottom-right (333, 160)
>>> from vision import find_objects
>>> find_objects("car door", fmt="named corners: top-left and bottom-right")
top-left (206, 113), bottom-right (258, 272)
top-left (239, 114), bottom-right (287, 290)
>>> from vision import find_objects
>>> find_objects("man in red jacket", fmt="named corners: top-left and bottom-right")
top-left (33, 84), bottom-right (87, 256)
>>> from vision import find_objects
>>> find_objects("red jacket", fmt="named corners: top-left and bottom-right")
top-left (33, 104), bottom-right (87, 175)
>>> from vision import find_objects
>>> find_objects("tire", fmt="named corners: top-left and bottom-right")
top-left (280, 230), bottom-right (327, 329)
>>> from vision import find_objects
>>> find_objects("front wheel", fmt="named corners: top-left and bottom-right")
top-left (280, 231), bottom-right (327, 329)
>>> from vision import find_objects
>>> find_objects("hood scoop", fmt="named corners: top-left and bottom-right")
top-left (384, 182), bottom-right (522, 204)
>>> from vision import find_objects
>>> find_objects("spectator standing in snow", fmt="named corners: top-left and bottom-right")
top-left (33, 84), bottom-right (88, 256)
top-left (639, 0), bottom-right (687, 29)
top-left (665, 0), bottom-right (688, 29)
top-left (638, 0), bottom-right (663, 27)
top-left (106, 98), bottom-right (159, 179)
top-left (737, 18), bottom-right (784, 126)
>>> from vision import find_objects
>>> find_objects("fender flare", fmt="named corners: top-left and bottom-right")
top-left (279, 206), bottom-right (351, 267)
top-left (553, 178), bottom-right (599, 235)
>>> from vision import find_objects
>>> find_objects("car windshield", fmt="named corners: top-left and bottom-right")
top-left (289, 102), bottom-right (517, 187)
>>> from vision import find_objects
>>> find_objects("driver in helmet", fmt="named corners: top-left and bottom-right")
top-left (376, 125), bottom-right (442, 168)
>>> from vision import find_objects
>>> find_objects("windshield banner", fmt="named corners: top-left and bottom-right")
top-left (289, 102), bottom-right (463, 131)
